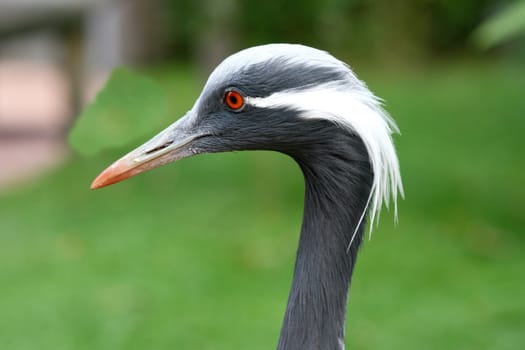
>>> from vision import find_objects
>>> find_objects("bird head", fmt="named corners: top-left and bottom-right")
top-left (91, 44), bottom-right (403, 225)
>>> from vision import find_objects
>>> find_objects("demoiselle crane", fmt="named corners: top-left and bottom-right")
top-left (91, 44), bottom-right (403, 350)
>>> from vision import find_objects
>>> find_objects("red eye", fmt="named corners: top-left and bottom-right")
top-left (224, 90), bottom-right (244, 110)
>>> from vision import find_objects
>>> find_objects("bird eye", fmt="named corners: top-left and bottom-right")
top-left (224, 90), bottom-right (245, 111)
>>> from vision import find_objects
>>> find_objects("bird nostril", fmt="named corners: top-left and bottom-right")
top-left (144, 141), bottom-right (173, 155)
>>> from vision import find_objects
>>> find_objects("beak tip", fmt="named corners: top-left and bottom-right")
top-left (90, 180), bottom-right (102, 190)
top-left (90, 158), bottom-right (139, 190)
top-left (90, 163), bottom-right (119, 190)
top-left (90, 174), bottom-right (108, 190)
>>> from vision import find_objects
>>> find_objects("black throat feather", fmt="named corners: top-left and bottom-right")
top-left (277, 121), bottom-right (373, 350)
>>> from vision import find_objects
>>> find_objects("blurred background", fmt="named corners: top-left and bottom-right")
top-left (0, 0), bottom-right (524, 349)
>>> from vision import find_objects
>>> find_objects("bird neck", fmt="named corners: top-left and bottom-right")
top-left (277, 128), bottom-right (372, 350)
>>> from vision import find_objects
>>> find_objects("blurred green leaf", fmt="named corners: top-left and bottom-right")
top-left (473, 1), bottom-right (525, 49)
top-left (69, 68), bottom-right (168, 156)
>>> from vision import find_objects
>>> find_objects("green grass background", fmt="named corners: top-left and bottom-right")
top-left (1, 62), bottom-right (524, 349)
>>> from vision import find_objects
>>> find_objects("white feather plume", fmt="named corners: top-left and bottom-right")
top-left (247, 81), bottom-right (404, 238)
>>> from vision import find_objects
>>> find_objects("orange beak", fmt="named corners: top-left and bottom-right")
top-left (91, 155), bottom-right (145, 189)
top-left (91, 113), bottom-right (202, 189)
top-left (90, 148), bottom-right (176, 189)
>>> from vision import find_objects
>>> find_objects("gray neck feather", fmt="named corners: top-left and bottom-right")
top-left (276, 124), bottom-right (372, 350)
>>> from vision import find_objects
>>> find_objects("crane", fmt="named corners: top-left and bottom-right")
top-left (91, 44), bottom-right (403, 350)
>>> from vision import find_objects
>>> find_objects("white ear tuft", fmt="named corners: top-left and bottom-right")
top-left (247, 82), bottom-right (404, 239)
